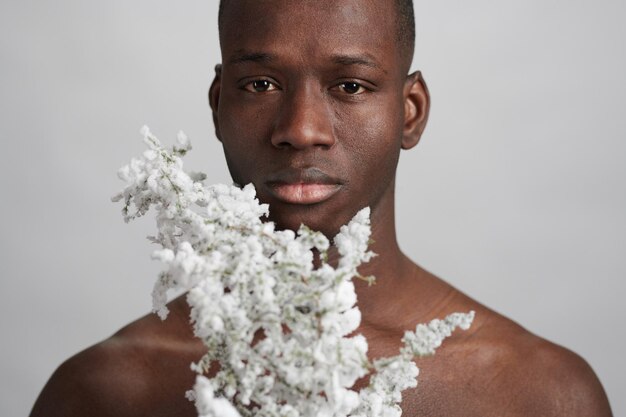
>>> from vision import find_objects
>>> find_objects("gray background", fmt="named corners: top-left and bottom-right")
top-left (1, 0), bottom-right (624, 415)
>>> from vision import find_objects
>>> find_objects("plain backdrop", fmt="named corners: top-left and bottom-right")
top-left (1, 0), bottom-right (624, 415)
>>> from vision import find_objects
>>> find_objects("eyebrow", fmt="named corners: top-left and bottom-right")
top-left (228, 51), bottom-right (274, 65)
top-left (227, 50), bottom-right (387, 74)
top-left (330, 54), bottom-right (387, 74)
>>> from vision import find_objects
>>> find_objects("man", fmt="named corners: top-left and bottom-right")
top-left (30, 0), bottom-right (613, 416)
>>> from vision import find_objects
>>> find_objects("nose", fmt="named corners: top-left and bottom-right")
top-left (270, 83), bottom-right (335, 150)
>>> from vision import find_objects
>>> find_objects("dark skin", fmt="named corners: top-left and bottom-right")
top-left (31, 0), bottom-right (613, 416)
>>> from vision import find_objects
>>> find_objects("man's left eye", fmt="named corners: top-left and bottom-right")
top-left (244, 80), bottom-right (277, 93)
top-left (337, 82), bottom-right (366, 95)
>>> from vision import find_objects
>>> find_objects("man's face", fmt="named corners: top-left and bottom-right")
top-left (212, 0), bottom-right (423, 237)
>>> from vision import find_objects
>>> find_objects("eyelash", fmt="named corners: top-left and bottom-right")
top-left (241, 80), bottom-right (370, 95)
top-left (243, 79), bottom-right (278, 93)
top-left (334, 82), bottom-right (367, 95)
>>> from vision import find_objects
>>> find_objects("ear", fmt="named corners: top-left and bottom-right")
top-left (209, 64), bottom-right (223, 141)
top-left (401, 71), bottom-right (430, 150)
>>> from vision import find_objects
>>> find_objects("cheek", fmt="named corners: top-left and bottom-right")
top-left (331, 96), bottom-right (404, 210)
top-left (219, 96), bottom-right (270, 147)
top-left (217, 93), bottom-right (276, 182)
top-left (334, 96), bottom-right (404, 178)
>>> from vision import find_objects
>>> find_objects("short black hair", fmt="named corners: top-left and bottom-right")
top-left (394, 0), bottom-right (416, 61)
top-left (217, 0), bottom-right (415, 68)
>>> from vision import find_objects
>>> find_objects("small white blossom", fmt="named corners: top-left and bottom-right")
top-left (114, 127), bottom-right (474, 416)
top-left (193, 376), bottom-right (242, 417)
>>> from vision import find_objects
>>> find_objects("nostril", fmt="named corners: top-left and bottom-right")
top-left (271, 137), bottom-right (334, 150)
top-left (274, 140), bottom-right (292, 149)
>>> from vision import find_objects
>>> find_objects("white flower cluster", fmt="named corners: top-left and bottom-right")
top-left (113, 127), bottom-right (474, 417)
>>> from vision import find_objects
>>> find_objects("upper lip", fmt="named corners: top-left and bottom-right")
top-left (265, 167), bottom-right (342, 186)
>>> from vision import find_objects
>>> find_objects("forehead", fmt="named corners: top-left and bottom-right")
top-left (219, 0), bottom-right (399, 72)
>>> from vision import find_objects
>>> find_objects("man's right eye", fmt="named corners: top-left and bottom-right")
top-left (243, 80), bottom-right (277, 93)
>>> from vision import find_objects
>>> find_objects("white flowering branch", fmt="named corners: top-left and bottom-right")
top-left (112, 127), bottom-right (474, 417)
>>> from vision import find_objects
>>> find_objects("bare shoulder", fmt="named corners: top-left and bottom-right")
top-left (29, 310), bottom-right (202, 417)
top-left (30, 332), bottom-right (152, 417)
top-left (519, 336), bottom-right (613, 416)
top-left (437, 303), bottom-right (613, 417)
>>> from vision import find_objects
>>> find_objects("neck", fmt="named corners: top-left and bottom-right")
top-left (353, 192), bottom-right (418, 325)
top-left (320, 184), bottom-right (421, 328)
top-left (358, 190), bottom-right (406, 278)
top-left (331, 183), bottom-right (457, 330)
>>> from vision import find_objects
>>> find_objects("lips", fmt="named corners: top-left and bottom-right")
top-left (265, 167), bottom-right (343, 205)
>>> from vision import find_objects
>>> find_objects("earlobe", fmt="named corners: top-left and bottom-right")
top-left (209, 64), bottom-right (223, 142)
top-left (401, 71), bottom-right (430, 150)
